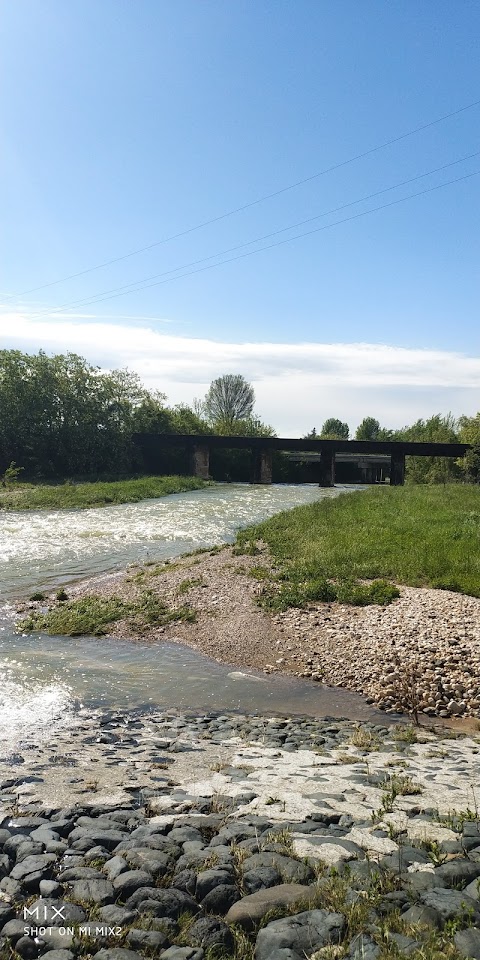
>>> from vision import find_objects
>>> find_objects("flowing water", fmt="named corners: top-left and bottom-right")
top-left (0, 483), bottom-right (384, 749)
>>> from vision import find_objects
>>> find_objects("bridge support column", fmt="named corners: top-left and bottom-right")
top-left (390, 452), bottom-right (405, 486)
top-left (319, 451), bottom-right (335, 487)
top-left (191, 443), bottom-right (210, 480)
top-left (250, 449), bottom-right (273, 484)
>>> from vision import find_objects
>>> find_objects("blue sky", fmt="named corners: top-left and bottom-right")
top-left (1, 1), bottom-right (479, 435)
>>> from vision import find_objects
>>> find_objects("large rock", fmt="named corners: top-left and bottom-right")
top-left (454, 928), bottom-right (480, 959)
top-left (68, 828), bottom-right (127, 851)
top-left (10, 854), bottom-right (57, 882)
top-left (254, 909), bottom-right (345, 960)
top-left (112, 870), bottom-right (153, 898)
top-left (195, 869), bottom-right (232, 900)
top-left (225, 883), bottom-right (316, 931)
top-left (202, 883), bottom-right (240, 914)
top-left (187, 916), bottom-right (234, 952)
top-left (420, 888), bottom-right (480, 922)
top-left (125, 887), bottom-right (199, 918)
top-left (71, 878), bottom-right (115, 905)
top-left (434, 860), bottom-right (480, 888)
top-left (241, 853), bottom-right (314, 885)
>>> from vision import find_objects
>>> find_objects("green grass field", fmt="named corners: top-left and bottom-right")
top-left (0, 475), bottom-right (209, 511)
top-left (236, 484), bottom-right (480, 608)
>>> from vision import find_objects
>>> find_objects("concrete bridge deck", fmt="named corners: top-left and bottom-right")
top-left (133, 433), bottom-right (470, 487)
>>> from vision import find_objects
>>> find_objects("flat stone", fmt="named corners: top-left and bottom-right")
top-left (225, 883), bottom-right (316, 931)
top-left (454, 928), bottom-right (480, 959)
top-left (434, 860), bottom-right (480, 887)
top-left (69, 828), bottom-right (127, 850)
top-left (240, 852), bottom-right (314, 884)
top-left (103, 856), bottom-right (128, 881)
top-left (157, 949), bottom-right (203, 959)
top-left (125, 886), bottom-right (199, 918)
top-left (401, 903), bottom-right (442, 928)
top-left (92, 951), bottom-right (143, 960)
top-left (71, 878), bottom-right (115, 905)
top-left (346, 932), bottom-right (380, 959)
top-left (126, 929), bottom-right (168, 950)
top-left (112, 870), bottom-right (153, 898)
top-left (10, 854), bottom-right (57, 881)
top-left (254, 908), bottom-right (346, 960)
top-left (292, 836), bottom-right (361, 866)
top-left (420, 888), bottom-right (480, 922)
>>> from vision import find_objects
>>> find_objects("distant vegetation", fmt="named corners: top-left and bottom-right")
top-left (0, 475), bottom-right (208, 511)
top-left (236, 484), bottom-right (480, 607)
top-left (0, 348), bottom-right (479, 486)
top-left (304, 412), bottom-right (480, 484)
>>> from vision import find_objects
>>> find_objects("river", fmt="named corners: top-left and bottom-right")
top-left (0, 482), bottom-right (383, 750)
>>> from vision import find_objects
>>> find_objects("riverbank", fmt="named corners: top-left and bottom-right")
top-left (1, 708), bottom-right (480, 960)
top-left (0, 476), bottom-right (210, 511)
top-left (18, 540), bottom-right (480, 723)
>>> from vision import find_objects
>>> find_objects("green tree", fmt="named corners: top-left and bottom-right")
top-left (320, 418), bottom-right (349, 440)
top-left (394, 413), bottom-right (460, 484)
top-left (355, 417), bottom-right (381, 441)
top-left (204, 374), bottom-right (255, 431)
top-left (458, 413), bottom-right (480, 482)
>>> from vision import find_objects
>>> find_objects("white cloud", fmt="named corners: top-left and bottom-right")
top-left (1, 311), bottom-right (479, 434)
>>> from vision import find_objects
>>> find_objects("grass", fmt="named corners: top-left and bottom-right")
top-left (348, 727), bottom-right (381, 750)
top-left (235, 484), bottom-right (480, 608)
top-left (18, 589), bottom-right (196, 636)
top-left (0, 474), bottom-right (210, 511)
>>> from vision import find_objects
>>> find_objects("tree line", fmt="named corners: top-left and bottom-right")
top-left (0, 349), bottom-right (478, 482)
top-left (304, 414), bottom-right (480, 482)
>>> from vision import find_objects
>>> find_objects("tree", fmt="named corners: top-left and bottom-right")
top-left (458, 413), bottom-right (480, 482)
top-left (355, 417), bottom-right (381, 441)
top-left (320, 418), bottom-right (349, 440)
top-left (204, 374), bottom-right (255, 431)
top-left (394, 413), bottom-right (461, 484)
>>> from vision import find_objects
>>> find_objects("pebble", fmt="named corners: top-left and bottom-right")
top-left (1, 706), bottom-right (480, 959)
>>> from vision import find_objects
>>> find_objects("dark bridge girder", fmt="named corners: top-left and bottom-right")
top-left (133, 433), bottom-right (470, 487)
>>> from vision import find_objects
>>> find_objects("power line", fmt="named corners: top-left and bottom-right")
top-left (4, 96), bottom-right (480, 301)
top-left (26, 167), bottom-right (480, 317)
top-left (37, 149), bottom-right (479, 313)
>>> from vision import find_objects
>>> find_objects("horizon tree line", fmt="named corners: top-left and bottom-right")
top-left (0, 349), bottom-right (478, 482)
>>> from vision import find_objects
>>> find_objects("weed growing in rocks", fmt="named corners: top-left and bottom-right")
top-left (348, 727), bottom-right (380, 750)
top-left (380, 773), bottom-right (423, 811)
top-left (393, 724), bottom-right (418, 744)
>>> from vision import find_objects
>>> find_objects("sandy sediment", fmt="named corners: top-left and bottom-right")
top-left (43, 543), bottom-right (480, 724)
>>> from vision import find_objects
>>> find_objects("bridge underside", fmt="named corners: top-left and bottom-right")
top-left (134, 434), bottom-right (469, 487)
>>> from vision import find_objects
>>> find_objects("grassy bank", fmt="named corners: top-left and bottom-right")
top-left (236, 484), bottom-right (480, 609)
top-left (0, 475), bottom-right (210, 511)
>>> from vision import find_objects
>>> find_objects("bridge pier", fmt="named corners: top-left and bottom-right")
top-left (390, 452), bottom-right (405, 486)
top-left (319, 450), bottom-right (335, 487)
top-left (191, 443), bottom-right (210, 480)
top-left (250, 449), bottom-right (273, 484)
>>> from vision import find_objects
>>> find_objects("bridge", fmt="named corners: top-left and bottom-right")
top-left (133, 433), bottom-right (470, 486)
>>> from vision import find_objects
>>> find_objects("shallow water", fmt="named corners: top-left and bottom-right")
top-left (0, 483), bottom-right (383, 745)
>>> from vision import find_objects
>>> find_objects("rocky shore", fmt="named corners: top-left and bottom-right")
top-left (2, 708), bottom-right (480, 959)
